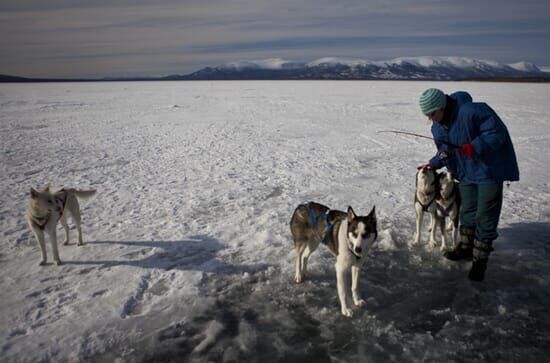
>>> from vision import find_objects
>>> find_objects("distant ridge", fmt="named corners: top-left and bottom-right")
top-left (176, 56), bottom-right (550, 81)
top-left (2, 57), bottom-right (550, 82)
top-left (0, 74), bottom-right (155, 82)
top-left (0, 74), bottom-right (38, 82)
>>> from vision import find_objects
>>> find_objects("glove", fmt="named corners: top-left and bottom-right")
top-left (417, 163), bottom-right (432, 170)
top-left (457, 143), bottom-right (475, 158)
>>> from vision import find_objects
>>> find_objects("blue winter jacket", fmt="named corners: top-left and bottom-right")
top-left (429, 91), bottom-right (519, 183)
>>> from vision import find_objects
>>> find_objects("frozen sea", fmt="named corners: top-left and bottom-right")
top-left (1, 81), bottom-right (549, 362)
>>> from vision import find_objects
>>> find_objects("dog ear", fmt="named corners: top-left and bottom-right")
top-left (30, 188), bottom-right (39, 199)
top-left (347, 206), bottom-right (356, 221)
top-left (367, 205), bottom-right (376, 220)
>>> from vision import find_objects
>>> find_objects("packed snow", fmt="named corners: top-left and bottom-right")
top-left (1, 81), bottom-right (549, 362)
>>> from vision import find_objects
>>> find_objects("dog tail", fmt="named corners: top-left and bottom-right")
top-left (71, 189), bottom-right (97, 199)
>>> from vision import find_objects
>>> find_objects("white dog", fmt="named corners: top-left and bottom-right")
top-left (290, 202), bottom-right (377, 317)
top-left (26, 186), bottom-right (96, 265)
top-left (412, 166), bottom-right (439, 249)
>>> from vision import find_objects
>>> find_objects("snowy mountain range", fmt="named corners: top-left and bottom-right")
top-left (1, 56), bottom-right (548, 82)
top-left (172, 56), bottom-right (548, 81)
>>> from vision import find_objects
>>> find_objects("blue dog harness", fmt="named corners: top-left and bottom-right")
top-left (306, 204), bottom-right (334, 245)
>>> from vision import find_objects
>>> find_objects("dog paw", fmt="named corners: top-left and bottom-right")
top-left (410, 240), bottom-right (419, 247)
top-left (63, 241), bottom-right (69, 246)
top-left (429, 240), bottom-right (437, 249)
top-left (55, 260), bottom-right (63, 266)
top-left (39, 260), bottom-right (47, 266)
top-left (294, 275), bottom-right (303, 284)
top-left (439, 245), bottom-right (447, 253)
top-left (77, 242), bottom-right (84, 247)
top-left (341, 307), bottom-right (354, 317)
top-left (354, 299), bottom-right (366, 307)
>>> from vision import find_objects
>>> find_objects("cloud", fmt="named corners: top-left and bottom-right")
top-left (1, 0), bottom-right (549, 77)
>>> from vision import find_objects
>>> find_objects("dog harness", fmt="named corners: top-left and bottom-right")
top-left (436, 187), bottom-right (458, 217)
top-left (305, 205), bottom-right (334, 245)
top-left (415, 192), bottom-right (436, 212)
top-left (415, 174), bottom-right (438, 212)
top-left (56, 189), bottom-right (68, 218)
top-left (305, 203), bottom-right (368, 260)
top-left (30, 214), bottom-right (49, 230)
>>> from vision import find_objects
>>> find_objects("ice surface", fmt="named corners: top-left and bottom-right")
top-left (1, 81), bottom-right (549, 362)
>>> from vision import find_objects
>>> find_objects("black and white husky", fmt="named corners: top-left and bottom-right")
top-left (290, 202), bottom-right (377, 317)
top-left (26, 186), bottom-right (96, 265)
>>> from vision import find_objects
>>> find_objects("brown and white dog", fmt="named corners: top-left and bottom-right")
top-left (26, 186), bottom-right (96, 265)
top-left (411, 166), bottom-right (439, 249)
top-left (435, 170), bottom-right (460, 252)
top-left (290, 202), bottom-right (377, 317)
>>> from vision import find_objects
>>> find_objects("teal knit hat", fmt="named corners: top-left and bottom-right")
top-left (419, 88), bottom-right (446, 115)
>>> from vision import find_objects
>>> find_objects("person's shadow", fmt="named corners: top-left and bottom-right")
top-left (66, 234), bottom-right (269, 275)
top-left (490, 221), bottom-right (550, 279)
top-left (497, 221), bottom-right (550, 250)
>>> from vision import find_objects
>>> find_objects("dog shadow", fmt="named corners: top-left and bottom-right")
top-left (66, 234), bottom-right (269, 275)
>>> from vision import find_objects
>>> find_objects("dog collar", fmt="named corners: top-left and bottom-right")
top-left (436, 193), bottom-right (457, 217)
top-left (32, 214), bottom-right (48, 221)
top-left (55, 189), bottom-right (68, 218)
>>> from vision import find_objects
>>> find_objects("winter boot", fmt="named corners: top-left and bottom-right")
top-left (468, 239), bottom-right (493, 282)
top-left (444, 226), bottom-right (474, 261)
top-left (468, 259), bottom-right (488, 282)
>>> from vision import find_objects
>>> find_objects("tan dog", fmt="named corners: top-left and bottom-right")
top-left (411, 166), bottom-right (438, 249)
top-left (435, 170), bottom-right (460, 252)
top-left (26, 186), bottom-right (96, 265)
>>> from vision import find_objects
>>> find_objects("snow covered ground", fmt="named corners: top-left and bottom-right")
top-left (1, 80), bottom-right (549, 362)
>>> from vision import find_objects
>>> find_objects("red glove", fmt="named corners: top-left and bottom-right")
top-left (417, 163), bottom-right (432, 170)
top-left (457, 143), bottom-right (475, 158)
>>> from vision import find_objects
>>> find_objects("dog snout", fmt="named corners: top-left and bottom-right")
top-left (354, 246), bottom-right (362, 254)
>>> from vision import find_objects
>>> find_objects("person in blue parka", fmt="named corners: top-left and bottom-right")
top-left (418, 88), bottom-right (519, 281)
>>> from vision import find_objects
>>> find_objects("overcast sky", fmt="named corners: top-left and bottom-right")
top-left (1, 0), bottom-right (549, 78)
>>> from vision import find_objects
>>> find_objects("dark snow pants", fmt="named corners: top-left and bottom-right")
top-left (459, 182), bottom-right (504, 257)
